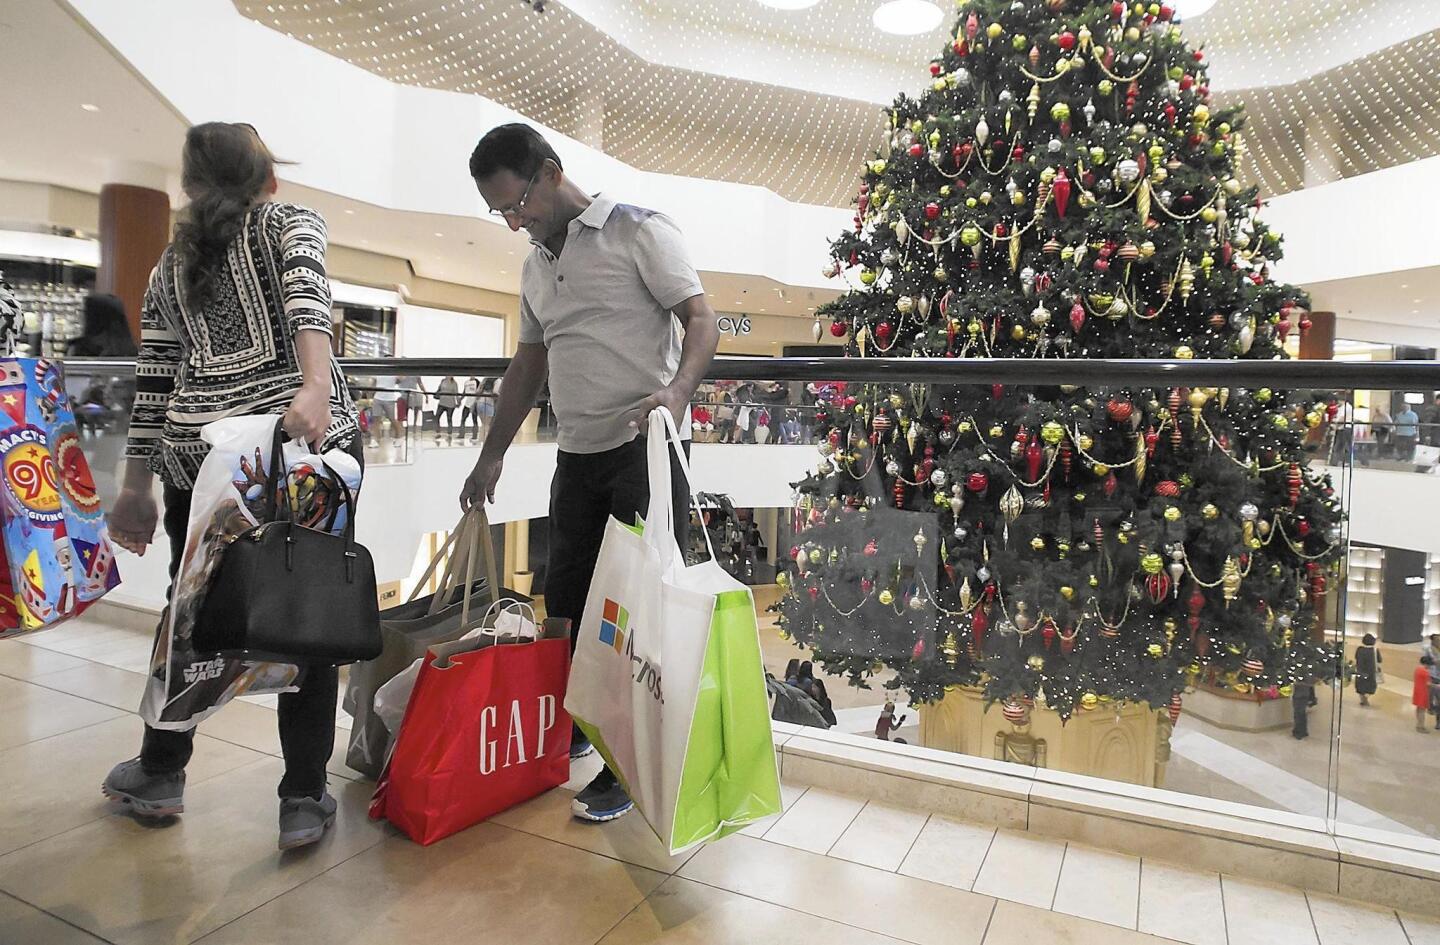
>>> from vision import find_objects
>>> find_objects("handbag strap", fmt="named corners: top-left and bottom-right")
top-left (457, 506), bottom-right (501, 631)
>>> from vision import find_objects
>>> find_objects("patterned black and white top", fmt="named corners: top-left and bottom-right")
top-left (0, 283), bottom-right (24, 357)
top-left (124, 202), bottom-right (358, 488)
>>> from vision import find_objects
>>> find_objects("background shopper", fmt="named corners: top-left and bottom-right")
top-left (103, 122), bottom-right (359, 850)
top-left (459, 123), bottom-right (719, 823)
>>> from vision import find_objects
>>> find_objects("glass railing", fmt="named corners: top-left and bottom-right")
top-left (54, 354), bottom-right (1440, 850)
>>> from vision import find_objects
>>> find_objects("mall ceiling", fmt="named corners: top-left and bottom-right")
top-left (236, 0), bottom-right (1440, 207)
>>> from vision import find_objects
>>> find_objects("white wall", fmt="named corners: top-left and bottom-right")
top-left (394, 304), bottom-right (505, 360)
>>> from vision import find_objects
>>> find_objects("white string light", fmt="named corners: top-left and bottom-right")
top-left (237, 1), bottom-right (1440, 207)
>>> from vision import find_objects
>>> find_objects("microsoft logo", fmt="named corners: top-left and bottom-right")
top-left (598, 598), bottom-right (628, 654)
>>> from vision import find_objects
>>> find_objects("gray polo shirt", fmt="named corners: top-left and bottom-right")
top-left (519, 193), bottom-right (704, 454)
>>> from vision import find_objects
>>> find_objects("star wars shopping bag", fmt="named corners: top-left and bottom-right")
top-left (140, 415), bottom-right (362, 730)
top-left (0, 358), bottom-right (120, 638)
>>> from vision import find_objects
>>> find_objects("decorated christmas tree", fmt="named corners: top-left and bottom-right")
top-left (777, 0), bottom-right (1345, 723)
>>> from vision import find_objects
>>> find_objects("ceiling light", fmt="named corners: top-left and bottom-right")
top-left (1170, 0), bottom-right (1218, 17)
top-left (344, 209), bottom-right (356, 215)
top-left (756, 0), bottom-right (820, 9)
top-left (80, 103), bottom-right (99, 112)
top-left (433, 232), bottom-right (445, 237)
top-left (872, 0), bottom-right (943, 36)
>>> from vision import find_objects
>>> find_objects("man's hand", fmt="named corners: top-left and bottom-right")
top-left (110, 487), bottom-right (159, 556)
top-left (626, 386), bottom-right (687, 431)
top-left (460, 455), bottom-right (503, 510)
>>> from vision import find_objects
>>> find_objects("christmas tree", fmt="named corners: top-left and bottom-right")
top-left (777, 0), bottom-right (1345, 723)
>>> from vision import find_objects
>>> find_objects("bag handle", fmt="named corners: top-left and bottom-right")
top-left (456, 506), bottom-right (501, 631)
top-left (642, 407), bottom-right (717, 565)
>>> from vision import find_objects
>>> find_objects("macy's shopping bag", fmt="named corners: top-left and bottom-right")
top-left (566, 409), bottom-right (781, 855)
top-left (370, 608), bottom-right (573, 846)
top-left (0, 357), bottom-right (120, 638)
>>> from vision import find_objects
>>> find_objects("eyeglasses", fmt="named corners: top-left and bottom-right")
top-left (488, 161), bottom-right (549, 219)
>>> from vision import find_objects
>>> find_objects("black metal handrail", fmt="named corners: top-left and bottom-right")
top-left (58, 356), bottom-right (1440, 388)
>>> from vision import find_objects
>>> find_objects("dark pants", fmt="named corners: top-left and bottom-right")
top-left (139, 484), bottom-right (337, 800)
top-left (545, 436), bottom-right (690, 652)
top-left (1291, 684), bottom-right (1313, 738)
top-left (436, 406), bottom-right (456, 430)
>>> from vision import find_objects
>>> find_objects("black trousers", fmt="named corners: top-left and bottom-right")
top-left (545, 437), bottom-right (690, 657)
top-left (139, 484), bottom-right (337, 800)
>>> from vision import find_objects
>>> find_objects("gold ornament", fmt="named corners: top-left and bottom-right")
top-left (989, 424), bottom-right (1005, 439)
top-left (1174, 345), bottom-right (1194, 359)
top-left (1202, 503), bottom-right (1219, 520)
top-left (1092, 462), bottom-right (1110, 476)
top-left (1031, 536), bottom-right (1047, 551)
top-left (1146, 643), bottom-right (1164, 658)
top-left (1178, 257), bottom-right (1195, 302)
top-left (1163, 506), bottom-right (1182, 522)
top-left (1000, 485), bottom-right (1025, 523)
top-left (1060, 585), bottom-right (1075, 600)
top-left (1080, 692), bottom-right (1099, 710)
top-left (879, 588), bottom-right (895, 606)
top-left (1222, 556), bottom-right (1241, 605)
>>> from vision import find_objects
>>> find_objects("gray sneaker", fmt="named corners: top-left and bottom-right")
top-left (278, 793), bottom-right (337, 850)
top-left (102, 758), bottom-right (185, 817)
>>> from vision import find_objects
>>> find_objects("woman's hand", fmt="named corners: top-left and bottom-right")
top-left (283, 382), bottom-right (332, 448)
top-left (110, 487), bottom-right (159, 556)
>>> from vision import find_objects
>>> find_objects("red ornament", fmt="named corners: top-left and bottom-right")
top-left (1112, 0), bottom-right (1126, 16)
top-left (953, 38), bottom-right (968, 56)
top-left (1179, 74), bottom-right (1194, 92)
top-left (1042, 618), bottom-right (1057, 651)
top-left (1168, 692), bottom-right (1183, 724)
top-left (966, 471), bottom-right (990, 494)
top-left (875, 322), bottom-right (893, 342)
top-left (1145, 425), bottom-right (1159, 458)
top-left (1288, 463), bottom-right (1302, 507)
top-left (908, 142), bottom-right (925, 158)
top-left (1050, 169), bottom-right (1071, 220)
top-left (1026, 441), bottom-right (1044, 482)
top-left (929, 61), bottom-right (943, 76)
top-left (1058, 31), bottom-right (1076, 51)
top-left (1106, 398), bottom-right (1134, 422)
top-left (1001, 698), bottom-right (1029, 725)
top-left (992, 383), bottom-right (1005, 400)
top-left (1193, 49), bottom-right (1205, 62)
top-left (1297, 518), bottom-right (1311, 537)
top-left (1300, 316), bottom-right (1313, 334)
top-left (1070, 302), bottom-right (1085, 333)
top-left (1146, 573), bottom-right (1172, 603)
top-left (1060, 624), bottom-right (1077, 655)
top-left (1188, 586), bottom-right (1206, 619)
top-left (972, 605), bottom-right (989, 647)
top-left (1277, 318), bottom-right (1292, 342)
top-left (924, 201), bottom-right (941, 220)
top-left (1164, 102), bottom-right (1178, 126)
top-left (830, 320), bottom-right (847, 337)
top-left (1242, 658), bottom-right (1263, 678)
top-left (1159, 4), bottom-right (1174, 20)
top-left (893, 478), bottom-right (906, 508)
top-left (1060, 441), bottom-right (1073, 479)
top-left (1155, 480), bottom-right (1181, 498)
top-left (864, 539), bottom-right (879, 556)
top-left (912, 638), bottom-right (927, 660)
top-left (1103, 472), bottom-right (1119, 498)
top-left (808, 585), bottom-right (820, 602)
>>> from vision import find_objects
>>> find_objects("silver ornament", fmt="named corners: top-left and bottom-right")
top-left (998, 89), bottom-right (1015, 104)
top-left (1031, 303), bottom-right (1052, 326)
top-left (1083, 99), bottom-right (1096, 123)
top-left (1229, 311), bottom-right (1248, 329)
top-left (953, 67), bottom-right (972, 87)
top-left (1048, 138), bottom-right (1064, 153)
top-left (1117, 159), bottom-right (1141, 183)
top-left (1239, 502), bottom-right (1259, 522)
top-left (931, 468), bottom-right (949, 487)
top-left (953, 527), bottom-right (968, 540)
top-left (880, 248), bottom-right (899, 267)
top-left (886, 459), bottom-right (901, 476)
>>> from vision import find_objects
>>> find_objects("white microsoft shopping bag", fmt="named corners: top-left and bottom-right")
top-left (566, 408), bottom-right (779, 853)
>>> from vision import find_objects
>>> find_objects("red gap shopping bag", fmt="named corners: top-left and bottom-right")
top-left (370, 618), bottom-right (573, 845)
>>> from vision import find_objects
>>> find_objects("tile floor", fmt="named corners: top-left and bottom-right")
top-left (3, 617), bottom-right (1438, 945)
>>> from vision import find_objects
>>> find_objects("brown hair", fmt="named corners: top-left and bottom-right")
top-left (173, 122), bottom-right (284, 305)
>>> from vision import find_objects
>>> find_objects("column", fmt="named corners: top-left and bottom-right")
top-left (96, 161), bottom-right (170, 341)
top-left (1298, 311), bottom-right (1336, 360)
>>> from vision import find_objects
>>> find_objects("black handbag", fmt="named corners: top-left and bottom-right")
top-left (194, 421), bottom-right (381, 665)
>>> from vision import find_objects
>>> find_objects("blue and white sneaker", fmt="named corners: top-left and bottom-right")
top-left (572, 768), bottom-right (633, 823)
top-left (569, 732), bottom-right (596, 761)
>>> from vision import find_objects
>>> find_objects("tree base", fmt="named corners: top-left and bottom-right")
top-left (919, 686), bottom-right (1172, 788)
top-left (1181, 682), bottom-right (1292, 732)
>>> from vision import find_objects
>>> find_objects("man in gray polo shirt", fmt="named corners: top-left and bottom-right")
top-left (460, 124), bottom-right (720, 823)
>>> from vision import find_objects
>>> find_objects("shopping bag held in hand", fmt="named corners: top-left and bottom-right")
top-left (194, 419), bottom-right (380, 665)
top-left (0, 357), bottom-right (120, 638)
top-left (370, 600), bottom-right (573, 846)
top-left (566, 408), bottom-right (781, 855)
top-left (345, 508), bottom-right (514, 779)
